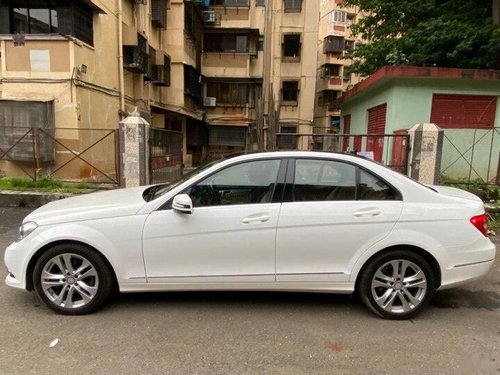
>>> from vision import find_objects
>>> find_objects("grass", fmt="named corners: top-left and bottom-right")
top-left (0, 175), bottom-right (91, 193)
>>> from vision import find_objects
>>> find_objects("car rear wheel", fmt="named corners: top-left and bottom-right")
top-left (33, 243), bottom-right (113, 315)
top-left (358, 250), bottom-right (435, 319)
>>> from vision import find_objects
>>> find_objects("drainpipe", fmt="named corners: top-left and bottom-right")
top-left (262, 0), bottom-right (272, 113)
top-left (118, 0), bottom-right (125, 117)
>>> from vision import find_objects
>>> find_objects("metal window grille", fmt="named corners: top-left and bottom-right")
top-left (0, 100), bottom-right (55, 162)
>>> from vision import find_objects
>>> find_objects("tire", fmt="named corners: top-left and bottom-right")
top-left (358, 250), bottom-right (435, 320)
top-left (33, 243), bottom-right (114, 315)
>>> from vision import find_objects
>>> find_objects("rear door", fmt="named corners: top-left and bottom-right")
top-left (276, 158), bottom-right (403, 282)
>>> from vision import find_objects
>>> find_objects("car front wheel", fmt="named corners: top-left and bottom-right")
top-left (33, 243), bottom-right (113, 315)
top-left (358, 250), bottom-right (435, 319)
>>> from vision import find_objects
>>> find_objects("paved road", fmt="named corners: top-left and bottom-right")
top-left (0, 207), bottom-right (499, 374)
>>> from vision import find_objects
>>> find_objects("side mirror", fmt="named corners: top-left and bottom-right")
top-left (172, 194), bottom-right (193, 214)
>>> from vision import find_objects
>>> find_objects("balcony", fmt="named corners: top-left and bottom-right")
top-left (202, 0), bottom-right (254, 29)
top-left (202, 29), bottom-right (259, 77)
top-left (323, 35), bottom-right (345, 54)
top-left (123, 34), bottom-right (148, 74)
top-left (153, 55), bottom-right (171, 87)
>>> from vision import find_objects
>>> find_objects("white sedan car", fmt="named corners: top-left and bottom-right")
top-left (4, 152), bottom-right (496, 319)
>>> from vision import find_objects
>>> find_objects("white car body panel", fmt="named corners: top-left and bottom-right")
top-left (4, 151), bottom-right (496, 300)
top-left (276, 201), bottom-right (403, 282)
top-left (142, 203), bottom-right (281, 282)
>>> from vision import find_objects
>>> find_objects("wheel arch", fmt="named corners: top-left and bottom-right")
top-left (354, 245), bottom-right (442, 292)
top-left (25, 239), bottom-right (118, 292)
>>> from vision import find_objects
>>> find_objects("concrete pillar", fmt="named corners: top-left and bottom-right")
top-left (408, 123), bottom-right (444, 185)
top-left (119, 110), bottom-right (150, 187)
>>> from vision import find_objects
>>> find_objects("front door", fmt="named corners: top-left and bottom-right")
top-left (142, 158), bottom-right (284, 283)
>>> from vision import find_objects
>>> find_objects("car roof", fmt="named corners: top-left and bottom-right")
top-left (224, 150), bottom-right (361, 161)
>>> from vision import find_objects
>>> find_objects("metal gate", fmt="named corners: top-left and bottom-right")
top-left (149, 128), bottom-right (183, 184)
top-left (0, 126), bottom-right (120, 184)
top-left (440, 127), bottom-right (500, 187)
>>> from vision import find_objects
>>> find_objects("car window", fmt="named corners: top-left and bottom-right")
top-left (358, 169), bottom-right (397, 200)
top-left (188, 159), bottom-right (281, 207)
top-left (293, 159), bottom-right (356, 201)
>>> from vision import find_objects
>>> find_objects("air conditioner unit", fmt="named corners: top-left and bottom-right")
top-left (203, 97), bottom-right (217, 107)
top-left (202, 11), bottom-right (216, 23)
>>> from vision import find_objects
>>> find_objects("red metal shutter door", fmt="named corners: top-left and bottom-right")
top-left (367, 103), bottom-right (386, 161)
top-left (430, 94), bottom-right (496, 129)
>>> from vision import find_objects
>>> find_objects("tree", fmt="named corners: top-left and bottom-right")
top-left (342, 0), bottom-right (500, 75)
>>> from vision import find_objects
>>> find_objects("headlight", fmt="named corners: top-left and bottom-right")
top-left (17, 222), bottom-right (38, 242)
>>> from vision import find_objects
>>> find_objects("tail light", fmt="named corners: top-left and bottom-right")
top-left (470, 214), bottom-right (488, 237)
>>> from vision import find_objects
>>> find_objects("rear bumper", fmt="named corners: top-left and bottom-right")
top-left (439, 258), bottom-right (495, 290)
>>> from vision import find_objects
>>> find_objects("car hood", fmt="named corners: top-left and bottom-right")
top-left (24, 186), bottom-right (148, 226)
top-left (429, 185), bottom-right (483, 202)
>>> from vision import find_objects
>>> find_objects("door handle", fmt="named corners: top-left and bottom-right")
top-left (353, 208), bottom-right (381, 217)
top-left (242, 215), bottom-right (270, 224)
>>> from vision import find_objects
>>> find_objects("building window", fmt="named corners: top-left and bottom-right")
top-left (344, 39), bottom-right (355, 52)
top-left (284, 0), bottom-right (302, 12)
top-left (151, 0), bottom-right (167, 29)
top-left (0, 100), bottom-right (55, 162)
top-left (145, 46), bottom-right (158, 82)
top-left (322, 64), bottom-right (341, 77)
top-left (123, 33), bottom-right (148, 74)
top-left (256, 0), bottom-right (265, 6)
top-left (323, 35), bottom-right (345, 54)
top-left (8, 0), bottom-right (95, 46)
top-left (258, 36), bottom-right (264, 51)
top-left (206, 81), bottom-right (253, 106)
top-left (318, 90), bottom-right (340, 107)
top-left (184, 64), bottom-right (202, 102)
top-left (329, 10), bottom-right (347, 24)
top-left (11, 2), bottom-right (58, 34)
top-left (282, 34), bottom-right (301, 60)
top-left (347, 14), bottom-right (355, 26)
top-left (282, 80), bottom-right (299, 104)
top-left (184, 1), bottom-right (202, 44)
top-left (204, 33), bottom-right (249, 53)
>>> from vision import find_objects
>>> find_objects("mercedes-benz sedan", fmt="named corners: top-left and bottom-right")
top-left (4, 152), bottom-right (496, 319)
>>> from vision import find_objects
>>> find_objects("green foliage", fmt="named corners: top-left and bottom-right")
top-left (342, 0), bottom-right (500, 75)
top-left (0, 176), bottom-right (90, 193)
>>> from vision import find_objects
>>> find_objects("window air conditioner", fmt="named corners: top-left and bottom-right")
top-left (203, 97), bottom-right (217, 107)
top-left (202, 11), bottom-right (216, 23)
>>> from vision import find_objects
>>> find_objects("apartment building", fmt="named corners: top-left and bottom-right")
top-left (314, 0), bottom-right (363, 140)
top-left (0, 0), bottom-right (321, 182)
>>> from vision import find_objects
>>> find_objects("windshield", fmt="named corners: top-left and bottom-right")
top-left (143, 159), bottom-right (223, 202)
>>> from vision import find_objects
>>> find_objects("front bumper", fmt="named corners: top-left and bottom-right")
top-left (5, 271), bottom-right (23, 289)
top-left (4, 240), bottom-right (32, 291)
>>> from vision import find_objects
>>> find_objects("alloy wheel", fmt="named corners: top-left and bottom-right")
top-left (371, 259), bottom-right (427, 314)
top-left (40, 253), bottom-right (99, 309)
